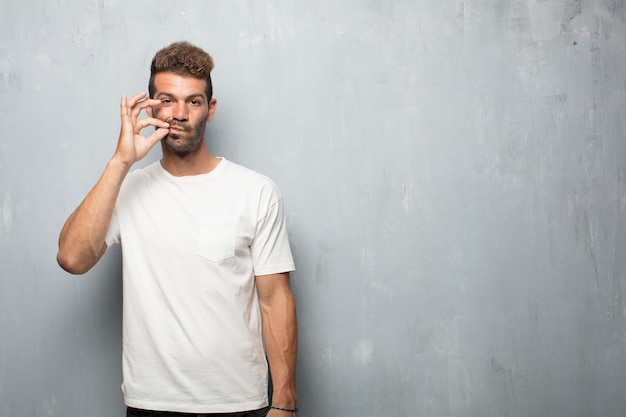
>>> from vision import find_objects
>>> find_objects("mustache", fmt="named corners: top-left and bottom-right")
top-left (166, 120), bottom-right (190, 131)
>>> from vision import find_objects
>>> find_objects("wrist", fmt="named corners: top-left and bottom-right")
top-left (108, 155), bottom-right (134, 173)
top-left (270, 405), bottom-right (299, 413)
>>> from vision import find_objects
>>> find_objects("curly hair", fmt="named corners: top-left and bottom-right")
top-left (149, 41), bottom-right (215, 99)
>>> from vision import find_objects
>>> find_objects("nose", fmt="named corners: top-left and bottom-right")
top-left (172, 102), bottom-right (188, 122)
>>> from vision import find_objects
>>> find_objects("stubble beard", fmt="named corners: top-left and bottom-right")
top-left (161, 121), bottom-right (207, 157)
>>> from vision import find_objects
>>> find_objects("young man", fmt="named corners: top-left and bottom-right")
top-left (57, 42), bottom-right (298, 417)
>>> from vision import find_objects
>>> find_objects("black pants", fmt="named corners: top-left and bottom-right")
top-left (126, 406), bottom-right (270, 417)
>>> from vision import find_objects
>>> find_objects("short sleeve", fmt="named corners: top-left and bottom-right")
top-left (105, 208), bottom-right (120, 247)
top-left (250, 195), bottom-right (295, 276)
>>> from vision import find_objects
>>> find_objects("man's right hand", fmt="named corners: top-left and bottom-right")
top-left (57, 92), bottom-right (169, 274)
top-left (114, 92), bottom-right (170, 165)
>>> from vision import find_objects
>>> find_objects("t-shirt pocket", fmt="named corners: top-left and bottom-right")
top-left (197, 218), bottom-right (236, 263)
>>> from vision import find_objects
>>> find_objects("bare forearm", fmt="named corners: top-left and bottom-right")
top-left (57, 158), bottom-right (130, 274)
top-left (260, 284), bottom-right (298, 408)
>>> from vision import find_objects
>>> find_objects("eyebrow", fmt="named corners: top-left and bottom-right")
top-left (156, 92), bottom-right (206, 100)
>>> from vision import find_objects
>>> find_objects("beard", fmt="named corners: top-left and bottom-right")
top-left (161, 119), bottom-right (207, 157)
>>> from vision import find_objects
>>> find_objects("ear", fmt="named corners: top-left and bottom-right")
top-left (206, 98), bottom-right (217, 122)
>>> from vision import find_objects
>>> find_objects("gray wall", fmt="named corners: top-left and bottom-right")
top-left (1, 1), bottom-right (625, 416)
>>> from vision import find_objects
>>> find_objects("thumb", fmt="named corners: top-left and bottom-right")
top-left (145, 127), bottom-right (169, 148)
top-left (137, 127), bottom-right (168, 157)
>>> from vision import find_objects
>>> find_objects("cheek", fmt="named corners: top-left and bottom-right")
top-left (153, 107), bottom-right (171, 121)
top-left (198, 109), bottom-right (210, 123)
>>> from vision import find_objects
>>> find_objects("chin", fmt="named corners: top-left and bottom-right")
top-left (163, 137), bottom-right (204, 157)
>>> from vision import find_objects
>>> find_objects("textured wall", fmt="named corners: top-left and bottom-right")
top-left (1, 1), bottom-right (625, 416)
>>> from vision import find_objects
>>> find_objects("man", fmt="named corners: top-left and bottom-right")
top-left (57, 42), bottom-right (298, 417)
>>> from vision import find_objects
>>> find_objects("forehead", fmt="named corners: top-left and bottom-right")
top-left (152, 72), bottom-right (208, 98)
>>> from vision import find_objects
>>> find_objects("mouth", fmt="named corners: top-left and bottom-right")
top-left (166, 119), bottom-right (189, 131)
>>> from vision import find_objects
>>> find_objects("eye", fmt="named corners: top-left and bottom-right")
top-left (190, 99), bottom-right (202, 105)
top-left (161, 98), bottom-right (173, 104)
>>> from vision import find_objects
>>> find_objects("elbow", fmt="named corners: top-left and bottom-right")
top-left (56, 248), bottom-right (94, 275)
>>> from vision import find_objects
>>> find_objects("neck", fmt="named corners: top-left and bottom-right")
top-left (160, 142), bottom-right (221, 177)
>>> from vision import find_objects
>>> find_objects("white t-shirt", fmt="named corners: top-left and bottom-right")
top-left (105, 158), bottom-right (295, 413)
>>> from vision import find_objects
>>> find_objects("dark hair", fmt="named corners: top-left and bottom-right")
top-left (149, 41), bottom-right (214, 99)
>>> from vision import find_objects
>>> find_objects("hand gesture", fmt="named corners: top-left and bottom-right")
top-left (114, 92), bottom-right (170, 166)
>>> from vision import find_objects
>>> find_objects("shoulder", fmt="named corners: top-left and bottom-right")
top-left (222, 160), bottom-right (283, 199)
top-left (118, 161), bottom-right (162, 196)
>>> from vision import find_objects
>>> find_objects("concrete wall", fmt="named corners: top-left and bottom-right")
top-left (1, 1), bottom-right (625, 416)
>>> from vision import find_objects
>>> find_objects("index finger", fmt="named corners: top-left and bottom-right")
top-left (126, 92), bottom-right (149, 109)
top-left (130, 98), bottom-right (163, 120)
